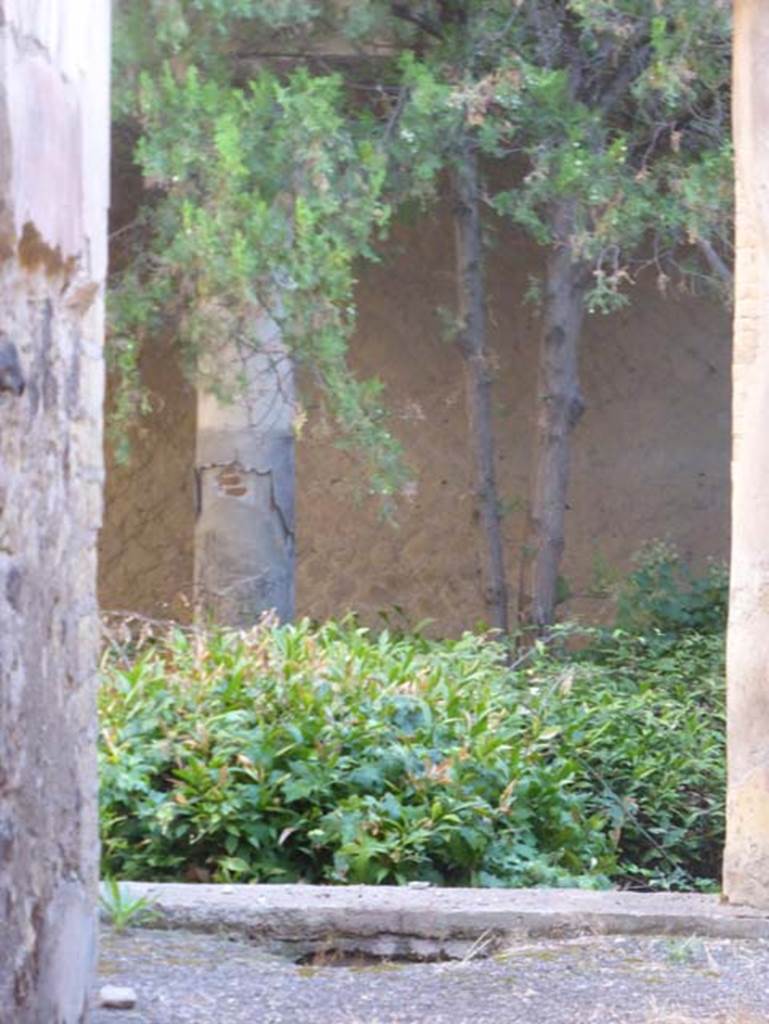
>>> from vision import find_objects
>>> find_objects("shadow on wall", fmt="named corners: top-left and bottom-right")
top-left (100, 338), bottom-right (196, 623)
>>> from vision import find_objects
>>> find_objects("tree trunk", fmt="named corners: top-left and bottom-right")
top-left (451, 141), bottom-right (509, 634)
top-left (520, 203), bottom-right (586, 629)
top-left (0, 3), bottom-right (109, 1020)
top-left (194, 311), bottom-right (296, 627)
top-left (723, 0), bottom-right (769, 909)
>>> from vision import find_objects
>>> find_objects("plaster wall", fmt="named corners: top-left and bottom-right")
top-left (100, 206), bottom-right (730, 633)
top-left (0, 2), bottom-right (109, 1020)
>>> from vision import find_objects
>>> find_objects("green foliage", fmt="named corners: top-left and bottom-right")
top-left (375, 0), bottom-right (733, 311)
top-left (112, 1), bottom-right (328, 117)
top-left (617, 542), bottom-right (728, 636)
top-left (111, 0), bottom-right (732, 490)
top-left (99, 878), bottom-right (158, 932)
top-left (568, 627), bottom-right (724, 889)
top-left (99, 616), bottom-right (724, 891)
top-left (111, 3), bottom-right (407, 496)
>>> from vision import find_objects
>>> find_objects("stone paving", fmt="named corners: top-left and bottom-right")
top-left (91, 926), bottom-right (769, 1024)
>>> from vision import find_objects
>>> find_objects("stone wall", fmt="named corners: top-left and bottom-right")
top-left (100, 202), bottom-right (730, 634)
top-left (0, 3), bottom-right (110, 1021)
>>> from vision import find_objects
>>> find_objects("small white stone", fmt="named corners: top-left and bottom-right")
top-left (99, 985), bottom-right (137, 1010)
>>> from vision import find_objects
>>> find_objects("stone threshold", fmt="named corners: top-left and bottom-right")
top-left (106, 884), bottom-right (769, 961)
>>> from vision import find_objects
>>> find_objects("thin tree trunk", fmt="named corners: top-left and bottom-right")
top-left (723, 0), bottom-right (769, 909)
top-left (194, 310), bottom-right (295, 627)
top-left (451, 140), bottom-right (509, 633)
top-left (520, 202), bottom-right (586, 629)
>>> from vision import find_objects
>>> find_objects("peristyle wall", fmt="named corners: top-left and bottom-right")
top-left (100, 202), bottom-right (730, 634)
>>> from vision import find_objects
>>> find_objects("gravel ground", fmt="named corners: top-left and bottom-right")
top-left (91, 927), bottom-right (769, 1024)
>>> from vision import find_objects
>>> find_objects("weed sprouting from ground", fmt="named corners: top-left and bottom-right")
top-left (99, 877), bottom-right (158, 931)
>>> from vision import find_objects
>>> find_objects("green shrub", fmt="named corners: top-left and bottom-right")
top-left (567, 628), bottom-right (724, 888)
top-left (616, 542), bottom-right (728, 636)
top-left (99, 618), bottom-right (724, 890)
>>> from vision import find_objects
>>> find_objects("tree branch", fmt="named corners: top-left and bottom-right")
top-left (381, 85), bottom-right (410, 149)
top-left (390, 2), bottom-right (445, 40)
top-left (697, 236), bottom-right (733, 288)
top-left (524, 0), bottom-right (562, 68)
top-left (596, 43), bottom-right (652, 114)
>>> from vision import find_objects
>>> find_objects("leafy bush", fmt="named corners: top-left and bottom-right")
top-left (568, 628), bottom-right (724, 889)
top-left (99, 618), bottom-right (724, 890)
top-left (616, 542), bottom-right (728, 636)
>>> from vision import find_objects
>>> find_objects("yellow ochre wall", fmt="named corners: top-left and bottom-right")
top-left (99, 204), bottom-right (730, 633)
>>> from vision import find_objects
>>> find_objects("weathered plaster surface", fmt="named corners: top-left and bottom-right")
top-left (0, 0), bottom-right (110, 276)
top-left (195, 316), bottom-right (296, 626)
top-left (724, 0), bottom-right (769, 910)
top-left (0, 1), bottom-right (109, 1020)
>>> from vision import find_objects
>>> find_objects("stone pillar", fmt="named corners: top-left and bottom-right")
top-left (723, 0), bottom-right (769, 908)
top-left (0, 2), bottom-right (110, 1020)
top-left (195, 314), bottom-right (296, 627)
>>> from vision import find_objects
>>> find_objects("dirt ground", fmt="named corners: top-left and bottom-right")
top-left (91, 927), bottom-right (768, 1024)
